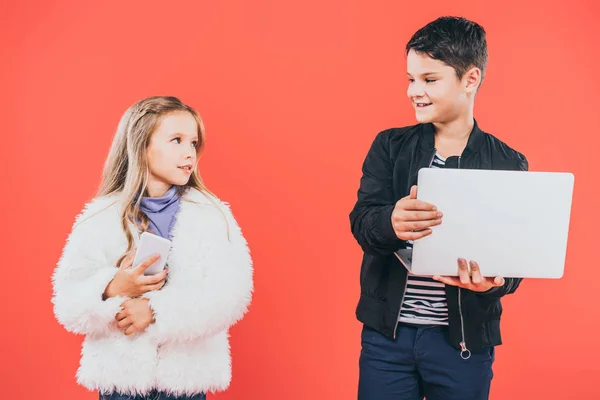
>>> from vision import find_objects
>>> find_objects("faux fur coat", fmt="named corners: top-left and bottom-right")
top-left (52, 188), bottom-right (253, 396)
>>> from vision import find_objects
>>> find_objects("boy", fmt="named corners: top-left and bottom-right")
top-left (349, 16), bottom-right (528, 400)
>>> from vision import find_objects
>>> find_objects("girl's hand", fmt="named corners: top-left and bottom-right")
top-left (103, 252), bottom-right (167, 299)
top-left (116, 298), bottom-right (155, 335)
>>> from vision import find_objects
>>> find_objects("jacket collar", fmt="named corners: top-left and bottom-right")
top-left (418, 119), bottom-right (485, 157)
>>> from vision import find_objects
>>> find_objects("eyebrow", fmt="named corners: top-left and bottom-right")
top-left (169, 132), bottom-right (199, 140)
top-left (406, 72), bottom-right (441, 77)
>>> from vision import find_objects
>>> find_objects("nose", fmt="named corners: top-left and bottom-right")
top-left (185, 147), bottom-right (196, 160)
top-left (407, 81), bottom-right (425, 99)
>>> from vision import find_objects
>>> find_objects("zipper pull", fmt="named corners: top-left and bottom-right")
top-left (459, 341), bottom-right (471, 360)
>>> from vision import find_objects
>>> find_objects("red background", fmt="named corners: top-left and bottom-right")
top-left (2, 1), bottom-right (599, 399)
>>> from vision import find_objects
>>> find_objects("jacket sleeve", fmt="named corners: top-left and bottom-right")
top-left (478, 152), bottom-right (528, 297)
top-left (144, 201), bottom-right (253, 343)
top-left (52, 213), bottom-right (127, 335)
top-left (349, 130), bottom-right (405, 255)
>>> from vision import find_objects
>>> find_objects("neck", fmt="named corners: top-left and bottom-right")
top-left (145, 180), bottom-right (171, 198)
top-left (433, 112), bottom-right (474, 142)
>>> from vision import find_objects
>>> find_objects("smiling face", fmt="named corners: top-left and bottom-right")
top-left (145, 111), bottom-right (199, 197)
top-left (406, 49), bottom-right (476, 125)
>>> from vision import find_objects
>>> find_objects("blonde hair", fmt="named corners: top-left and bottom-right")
top-left (98, 96), bottom-right (214, 266)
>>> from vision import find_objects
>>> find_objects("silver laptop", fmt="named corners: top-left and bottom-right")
top-left (395, 168), bottom-right (574, 279)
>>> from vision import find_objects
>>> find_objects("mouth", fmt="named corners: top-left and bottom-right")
top-left (414, 102), bottom-right (432, 108)
top-left (178, 165), bottom-right (193, 173)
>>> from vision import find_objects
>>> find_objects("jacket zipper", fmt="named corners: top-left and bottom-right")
top-left (393, 149), bottom-right (438, 339)
top-left (458, 287), bottom-right (471, 359)
top-left (394, 279), bottom-right (409, 339)
top-left (456, 156), bottom-right (471, 360)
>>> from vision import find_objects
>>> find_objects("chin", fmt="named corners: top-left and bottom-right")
top-left (168, 176), bottom-right (191, 186)
top-left (415, 113), bottom-right (434, 124)
top-left (178, 178), bottom-right (192, 186)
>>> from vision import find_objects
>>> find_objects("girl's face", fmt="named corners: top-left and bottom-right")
top-left (145, 111), bottom-right (199, 197)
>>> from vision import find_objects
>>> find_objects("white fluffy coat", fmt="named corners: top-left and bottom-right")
top-left (52, 189), bottom-right (253, 396)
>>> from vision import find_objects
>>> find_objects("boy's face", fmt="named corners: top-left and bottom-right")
top-left (406, 49), bottom-right (470, 124)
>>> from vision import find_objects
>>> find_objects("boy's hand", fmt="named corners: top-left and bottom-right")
top-left (433, 259), bottom-right (505, 292)
top-left (391, 185), bottom-right (443, 241)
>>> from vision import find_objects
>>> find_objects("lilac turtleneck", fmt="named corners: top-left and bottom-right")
top-left (139, 186), bottom-right (182, 239)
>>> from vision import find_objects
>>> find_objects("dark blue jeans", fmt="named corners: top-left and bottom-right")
top-left (359, 324), bottom-right (494, 400)
top-left (100, 391), bottom-right (206, 400)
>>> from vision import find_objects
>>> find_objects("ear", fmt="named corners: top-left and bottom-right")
top-left (463, 66), bottom-right (482, 94)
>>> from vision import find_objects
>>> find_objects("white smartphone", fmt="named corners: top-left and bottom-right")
top-left (132, 232), bottom-right (172, 276)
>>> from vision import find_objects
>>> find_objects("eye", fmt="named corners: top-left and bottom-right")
top-left (171, 137), bottom-right (181, 144)
top-left (408, 78), bottom-right (415, 83)
top-left (425, 78), bottom-right (437, 83)
top-left (191, 141), bottom-right (198, 148)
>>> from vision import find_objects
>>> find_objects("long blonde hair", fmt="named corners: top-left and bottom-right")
top-left (98, 96), bottom-right (213, 266)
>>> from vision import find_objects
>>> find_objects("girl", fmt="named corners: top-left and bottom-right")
top-left (52, 96), bottom-right (253, 400)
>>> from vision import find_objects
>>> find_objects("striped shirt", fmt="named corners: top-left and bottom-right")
top-left (398, 154), bottom-right (449, 326)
